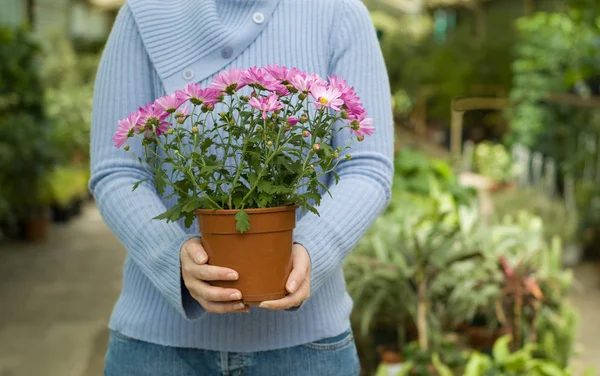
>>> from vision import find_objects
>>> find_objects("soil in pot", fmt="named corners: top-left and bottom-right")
top-left (195, 206), bottom-right (296, 305)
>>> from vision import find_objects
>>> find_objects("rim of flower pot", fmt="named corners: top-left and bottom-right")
top-left (195, 205), bottom-right (299, 216)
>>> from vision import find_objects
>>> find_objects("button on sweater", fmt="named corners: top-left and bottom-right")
top-left (90, 0), bottom-right (393, 352)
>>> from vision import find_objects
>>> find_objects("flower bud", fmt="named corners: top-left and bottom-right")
top-left (313, 143), bottom-right (320, 151)
top-left (285, 127), bottom-right (291, 131)
top-left (167, 128), bottom-right (174, 135)
top-left (219, 112), bottom-right (227, 118)
top-left (274, 110), bottom-right (281, 116)
top-left (256, 125), bottom-right (262, 132)
top-left (177, 118), bottom-right (185, 124)
top-left (341, 111), bottom-right (348, 119)
top-left (138, 125), bottom-right (146, 132)
top-left (267, 140), bottom-right (273, 147)
top-left (229, 120), bottom-right (235, 125)
top-left (303, 130), bottom-right (310, 137)
top-left (206, 104), bottom-right (215, 112)
top-left (287, 116), bottom-right (299, 126)
top-left (251, 91), bottom-right (258, 98)
top-left (310, 164), bottom-right (315, 169)
top-left (298, 93), bottom-right (307, 100)
top-left (287, 84), bottom-right (298, 94)
top-left (357, 135), bottom-right (364, 142)
top-left (336, 146), bottom-right (342, 152)
top-left (192, 126), bottom-right (199, 133)
top-left (124, 145), bottom-right (130, 151)
top-left (333, 152), bottom-right (339, 158)
top-left (345, 154), bottom-right (352, 160)
top-left (300, 114), bottom-right (308, 123)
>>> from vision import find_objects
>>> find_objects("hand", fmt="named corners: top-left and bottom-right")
top-left (259, 243), bottom-right (311, 310)
top-left (180, 237), bottom-right (250, 313)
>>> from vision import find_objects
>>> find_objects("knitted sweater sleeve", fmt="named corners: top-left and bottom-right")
top-left (293, 0), bottom-right (394, 295)
top-left (89, 5), bottom-right (204, 320)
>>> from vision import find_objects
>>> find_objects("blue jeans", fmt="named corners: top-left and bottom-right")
top-left (104, 328), bottom-right (360, 376)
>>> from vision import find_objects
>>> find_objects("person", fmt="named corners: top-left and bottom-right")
top-left (90, 0), bottom-right (393, 375)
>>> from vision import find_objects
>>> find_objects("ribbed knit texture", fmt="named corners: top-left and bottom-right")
top-left (90, 0), bottom-right (393, 352)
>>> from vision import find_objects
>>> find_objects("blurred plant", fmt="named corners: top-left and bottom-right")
top-left (391, 339), bottom-right (467, 376)
top-left (492, 188), bottom-right (578, 245)
top-left (0, 26), bottom-right (57, 220)
top-left (464, 335), bottom-right (594, 376)
top-left (508, 12), bottom-right (598, 147)
top-left (346, 196), bottom-right (486, 353)
top-left (45, 84), bottom-right (93, 163)
top-left (534, 304), bottom-right (578, 368)
top-left (473, 142), bottom-right (515, 183)
top-left (41, 33), bottom-right (98, 164)
top-left (391, 148), bottom-right (475, 213)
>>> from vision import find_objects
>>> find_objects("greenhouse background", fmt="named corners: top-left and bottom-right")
top-left (1, 0), bottom-right (600, 375)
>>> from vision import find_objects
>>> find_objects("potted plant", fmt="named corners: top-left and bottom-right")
top-left (114, 66), bottom-right (373, 304)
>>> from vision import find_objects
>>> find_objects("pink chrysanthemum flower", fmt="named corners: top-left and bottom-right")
top-left (289, 72), bottom-right (327, 93)
top-left (138, 103), bottom-right (169, 135)
top-left (174, 104), bottom-right (191, 123)
top-left (154, 93), bottom-right (185, 114)
top-left (310, 85), bottom-right (344, 111)
top-left (113, 112), bottom-right (140, 148)
top-left (243, 66), bottom-right (290, 95)
top-left (349, 112), bottom-right (375, 138)
top-left (342, 90), bottom-right (365, 118)
top-left (176, 83), bottom-right (221, 106)
top-left (264, 64), bottom-right (301, 84)
top-left (210, 67), bottom-right (246, 93)
top-left (248, 93), bottom-right (285, 119)
top-left (328, 75), bottom-right (352, 96)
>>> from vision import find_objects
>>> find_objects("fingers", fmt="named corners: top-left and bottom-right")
top-left (185, 281), bottom-right (249, 313)
top-left (200, 300), bottom-right (250, 314)
top-left (259, 282), bottom-right (309, 310)
top-left (285, 245), bottom-right (311, 293)
top-left (195, 264), bottom-right (239, 282)
top-left (183, 238), bottom-right (208, 264)
top-left (260, 244), bottom-right (312, 310)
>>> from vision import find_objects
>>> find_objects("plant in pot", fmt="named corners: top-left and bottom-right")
top-left (114, 66), bottom-right (373, 304)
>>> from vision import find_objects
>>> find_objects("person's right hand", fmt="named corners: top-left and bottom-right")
top-left (180, 237), bottom-right (249, 313)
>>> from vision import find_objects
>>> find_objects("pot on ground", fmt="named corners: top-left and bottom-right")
top-left (195, 206), bottom-right (296, 305)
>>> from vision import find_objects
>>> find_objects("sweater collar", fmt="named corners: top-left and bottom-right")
top-left (127, 0), bottom-right (280, 93)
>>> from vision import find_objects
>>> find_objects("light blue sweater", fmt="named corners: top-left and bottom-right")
top-left (90, 0), bottom-right (393, 352)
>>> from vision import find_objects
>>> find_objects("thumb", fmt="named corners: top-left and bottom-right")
top-left (184, 237), bottom-right (208, 264)
top-left (286, 246), bottom-right (309, 293)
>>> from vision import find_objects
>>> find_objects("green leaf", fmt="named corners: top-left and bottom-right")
top-left (132, 178), bottom-right (150, 191)
top-left (235, 209), bottom-right (251, 233)
top-left (154, 168), bottom-right (167, 195)
top-left (492, 335), bottom-right (512, 366)
top-left (432, 353), bottom-right (453, 376)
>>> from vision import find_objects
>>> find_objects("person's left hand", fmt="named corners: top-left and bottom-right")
top-left (259, 243), bottom-right (311, 310)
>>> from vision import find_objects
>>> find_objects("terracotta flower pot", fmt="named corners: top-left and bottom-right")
top-left (24, 216), bottom-right (50, 243)
top-left (195, 206), bottom-right (297, 305)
